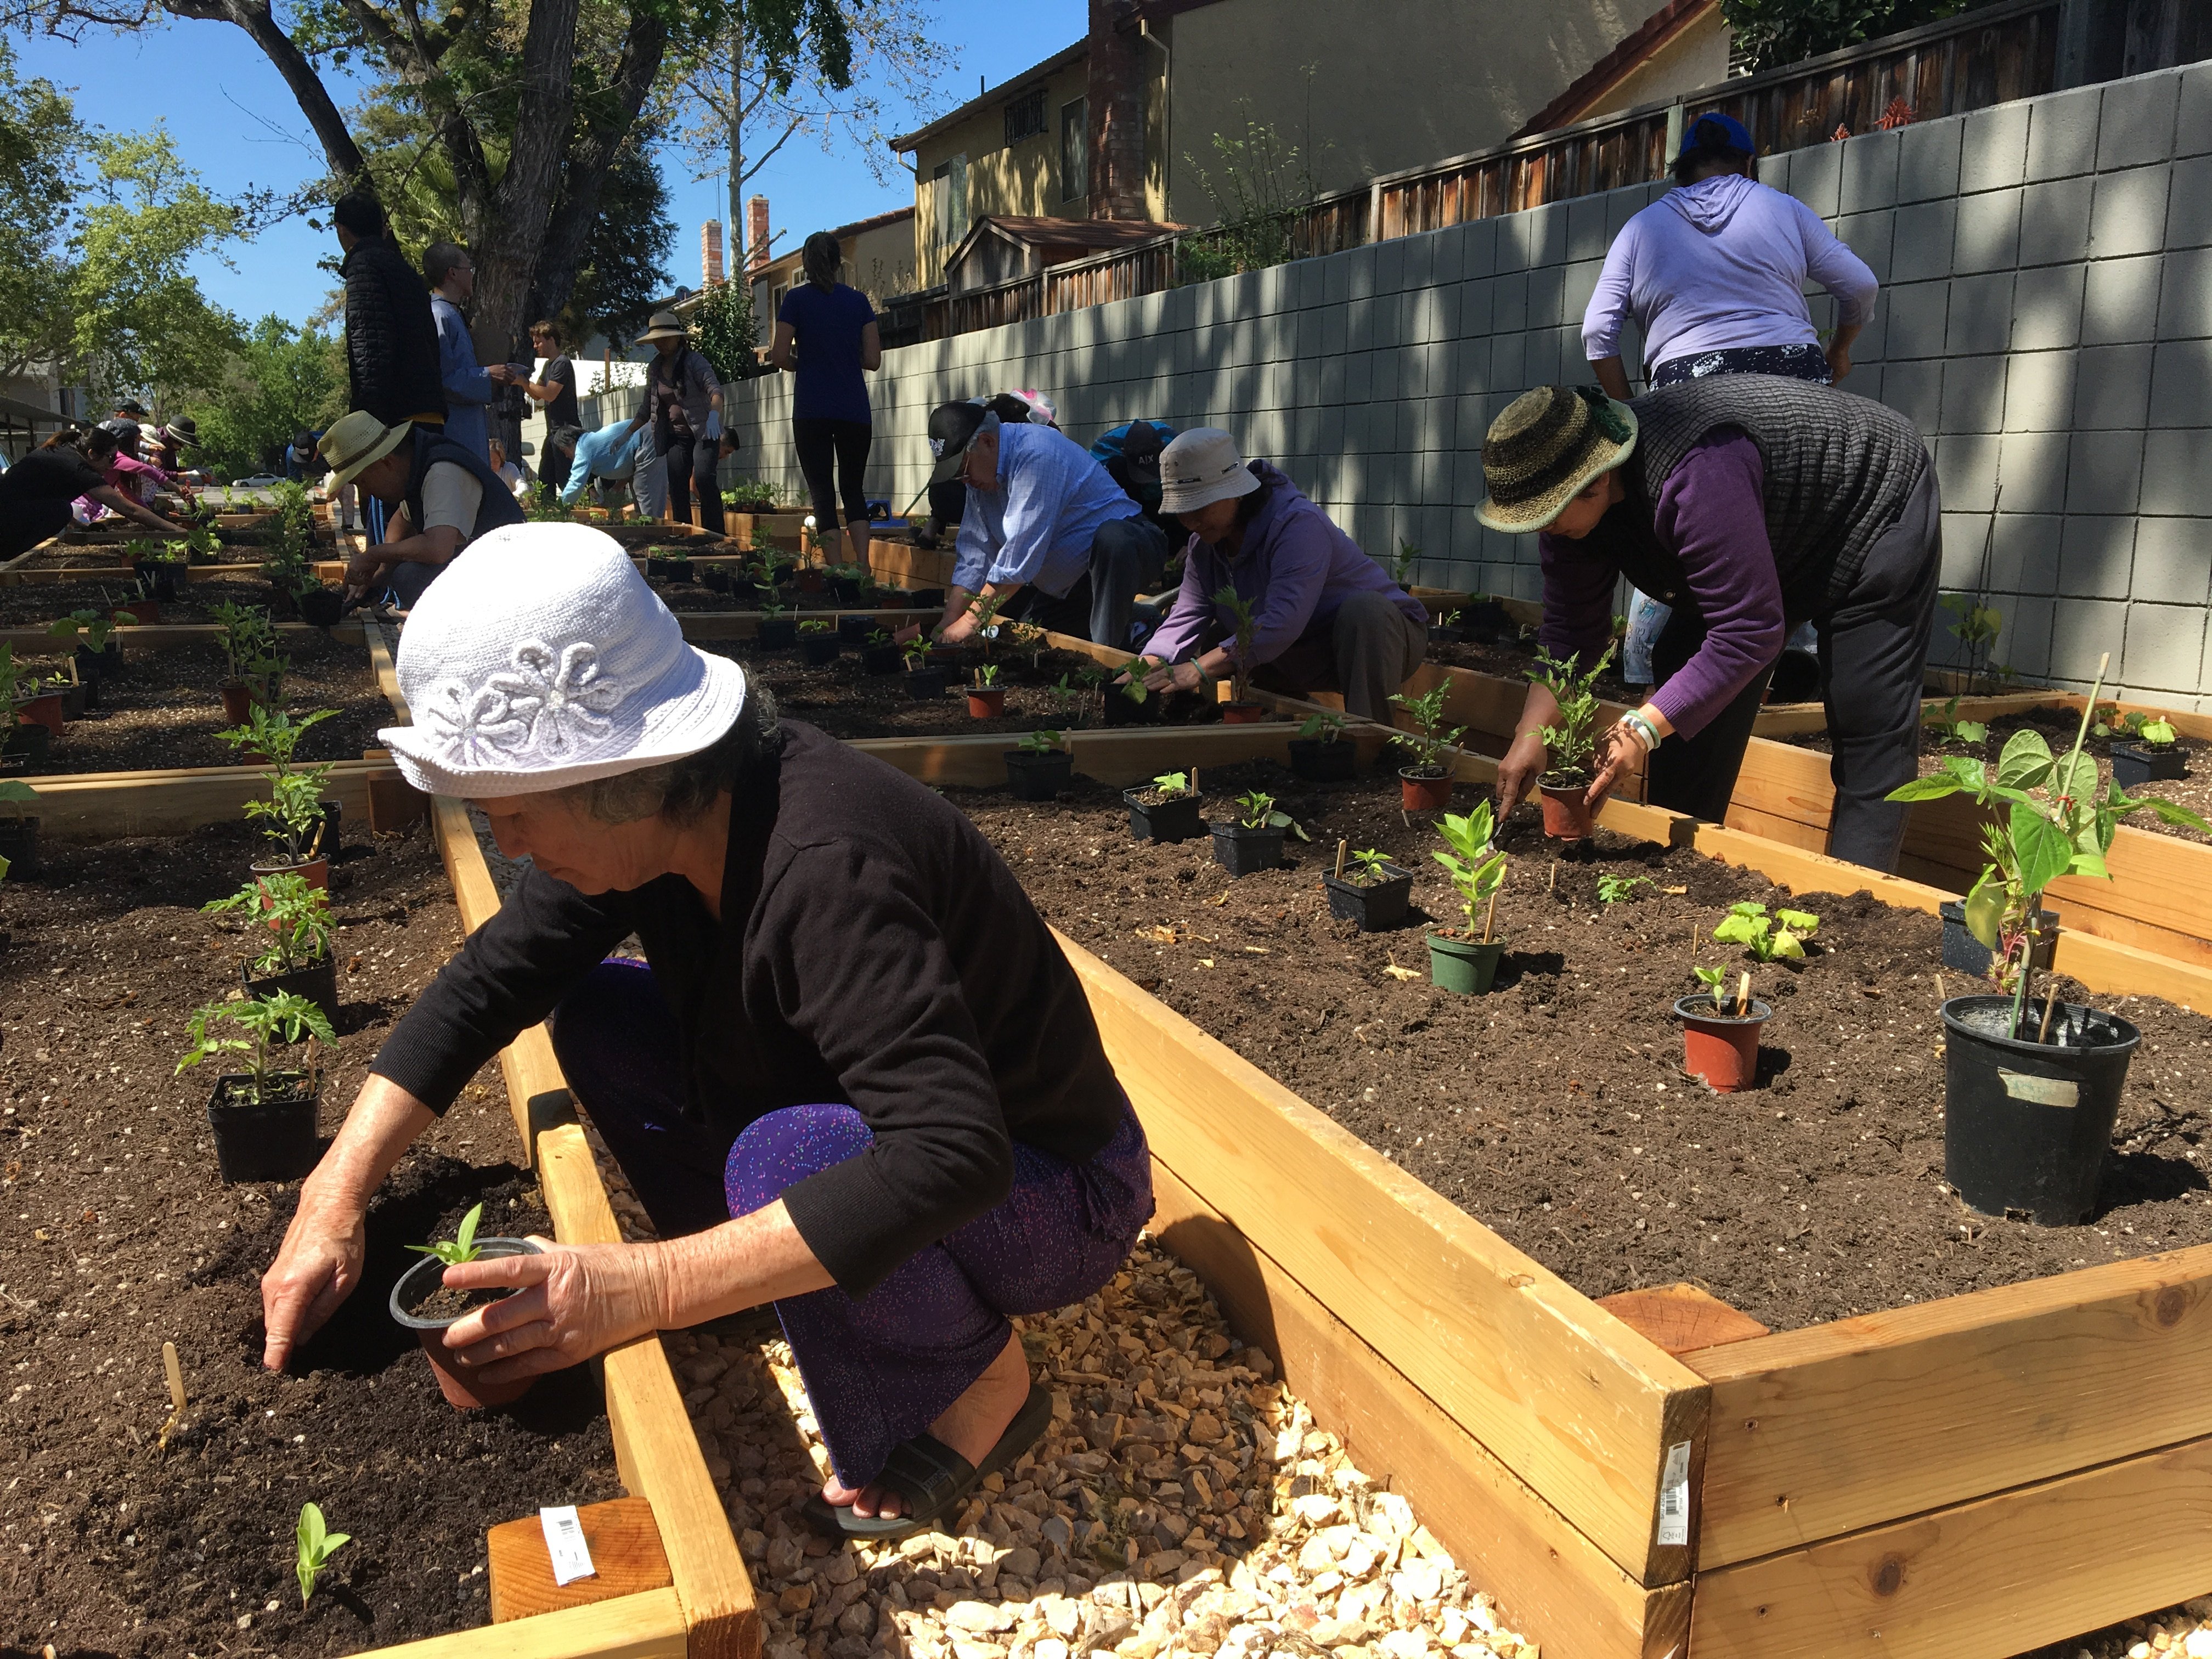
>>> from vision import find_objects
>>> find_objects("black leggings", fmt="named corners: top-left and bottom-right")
top-left (792, 417), bottom-right (872, 542)
top-left (662, 429), bottom-right (725, 534)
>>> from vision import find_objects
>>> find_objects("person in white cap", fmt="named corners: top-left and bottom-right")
top-left (1137, 429), bottom-right (1429, 720)
top-left (255, 526), bottom-right (1151, 1542)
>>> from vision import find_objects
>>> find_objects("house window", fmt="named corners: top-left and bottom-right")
top-left (933, 157), bottom-right (969, 252)
top-left (1059, 97), bottom-right (1087, 202)
top-left (1004, 88), bottom-right (1046, 148)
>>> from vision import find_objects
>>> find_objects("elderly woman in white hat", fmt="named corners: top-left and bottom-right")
top-left (1136, 429), bottom-right (1428, 720)
top-left (258, 526), bottom-right (1152, 1540)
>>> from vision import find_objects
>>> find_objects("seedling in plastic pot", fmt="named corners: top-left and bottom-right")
top-left (204, 870), bottom-right (335, 974)
top-left (1149, 771), bottom-right (1192, 798)
top-left (902, 634), bottom-right (931, 665)
top-left (1887, 657), bottom-right (2211, 1034)
top-left (1297, 712), bottom-right (1347, 744)
top-left (1526, 642), bottom-right (1617, 786)
top-left (1343, 847), bottom-right (1396, 887)
top-left (1713, 901), bottom-right (1819, 961)
top-left (1017, 729), bottom-right (1064, 754)
top-left (1691, 963), bottom-right (1731, 1006)
top-left (47, 608), bottom-right (129, 655)
top-left (295, 1502), bottom-right (351, 1607)
top-left (1387, 684), bottom-right (1468, 776)
top-left (1234, 790), bottom-right (1308, 839)
top-left (1432, 802), bottom-right (1508, 938)
top-left (797, 618), bottom-right (832, 634)
top-left (175, 991), bottom-right (336, 1104)
top-left (1926, 696), bottom-right (1988, 747)
top-left (977, 663), bottom-right (1001, 688)
top-left (2092, 704), bottom-right (2176, 746)
top-left (1595, 873), bottom-right (1651, 905)
top-left (408, 1200), bottom-right (487, 1266)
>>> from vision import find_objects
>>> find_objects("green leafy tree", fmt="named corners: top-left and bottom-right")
top-left (692, 276), bottom-right (760, 385)
top-left (182, 315), bottom-right (347, 481)
top-left (1718, 0), bottom-right (1998, 77)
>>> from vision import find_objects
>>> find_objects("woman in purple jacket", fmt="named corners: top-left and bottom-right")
top-left (1481, 379), bottom-right (1939, 873)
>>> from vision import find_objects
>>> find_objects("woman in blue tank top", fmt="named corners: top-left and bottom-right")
top-left (770, 232), bottom-right (882, 569)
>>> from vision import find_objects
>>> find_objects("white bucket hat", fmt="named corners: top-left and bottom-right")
top-left (1158, 428), bottom-right (1261, 515)
top-left (379, 523), bottom-right (748, 798)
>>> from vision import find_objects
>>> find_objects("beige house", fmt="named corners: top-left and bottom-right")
top-left (745, 205), bottom-right (918, 332)
top-left (891, 0), bottom-right (1733, 291)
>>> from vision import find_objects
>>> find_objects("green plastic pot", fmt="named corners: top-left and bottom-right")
top-left (1428, 930), bottom-right (1505, 995)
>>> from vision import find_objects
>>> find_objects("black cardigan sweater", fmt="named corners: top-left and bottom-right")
top-left (370, 721), bottom-right (1122, 1295)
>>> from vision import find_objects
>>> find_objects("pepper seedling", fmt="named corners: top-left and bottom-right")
top-left (1149, 771), bottom-right (1193, 798)
top-left (797, 618), bottom-right (832, 635)
top-left (902, 634), bottom-right (931, 666)
top-left (1342, 847), bottom-right (1396, 887)
top-left (1431, 800), bottom-right (1508, 939)
top-left (175, 991), bottom-right (336, 1103)
top-left (1691, 963), bottom-right (1730, 1004)
top-left (1712, 900), bottom-right (1820, 961)
top-left (1017, 729), bottom-right (1064, 754)
top-left (1211, 584), bottom-right (1259, 706)
top-left (204, 870), bottom-right (335, 974)
top-left (1387, 684), bottom-right (1468, 777)
top-left (976, 663), bottom-right (1001, 688)
top-left (1595, 873), bottom-right (1652, 905)
top-left (1388, 538), bottom-right (1421, 588)
top-left (407, 1200), bottom-right (487, 1266)
top-left (295, 1502), bottom-right (351, 1607)
top-left (1526, 643), bottom-right (1618, 785)
top-left (866, 628), bottom-right (892, 648)
top-left (1297, 711), bottom-right (1348, 745)
top-left (1234, 789), bottom-right (1309, 839)
top-left (1926, 695), bottom-right (1989, 747)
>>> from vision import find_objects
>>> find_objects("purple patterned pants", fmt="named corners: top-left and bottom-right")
top-left (550, 958), bottom-right (1153, 1489)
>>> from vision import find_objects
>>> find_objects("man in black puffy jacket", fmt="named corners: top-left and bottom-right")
top-left (334, 193), bottom-right (444, 433)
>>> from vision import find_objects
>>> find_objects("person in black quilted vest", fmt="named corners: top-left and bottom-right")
top-left (333, 193), bottom-right (444, 434)
top-left (1480, 378), bottom-right (1939, 872)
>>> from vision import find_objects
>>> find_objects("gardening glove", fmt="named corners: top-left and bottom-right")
top-left (436, 1237), bottom-right (665, 1383)
top-left (1494, 730), bottom-right (1549, 823)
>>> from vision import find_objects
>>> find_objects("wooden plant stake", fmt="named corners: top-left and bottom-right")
top-left (1548, 860), bottom-right (1558, 895)
top-left (2038, 985), bottom-right (2062, 1045)
top-left (1189, 767), bottom-right (1198, 802)
top-left (1334, 839), bottom-right (1348, 881)
top-left (1736, 971), bottom-right (1753, 1018)
top-left (1482, 886), bottom-right (1500, 945)
top-left (157, 1340), bottom-right (187, 1451)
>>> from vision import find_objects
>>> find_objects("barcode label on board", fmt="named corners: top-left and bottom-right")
top-left (1656, 1440), bottom-right (1691, 1547)
top-left (540, 1505), bottom-right (597, 1586)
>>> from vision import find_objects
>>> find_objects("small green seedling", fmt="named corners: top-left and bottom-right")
top-left (976, 663), bottom-right (1001, 688)
top-left (1388, 684), bottom-right (1468, 776)
top-left (295, 1502), bottom-right (350, 1607)
top-left (1691, 963), bottom-right (1730, 1001)
top-left (797, 618), bottom-right (831, 634)
top-left (204, 870), bottom-right (335, 974)
top-left (1234, 789), bottom-right (1308, 839)
top-left (176, 991), bottom-right (336, 1103)
top-left (1017, 729), bottom-right (1063, 754)
top-left (1297, 711), bottom-right (1348, 744)
top-left (903, 634), bottom-right (931, 664)
top-left (1712, 901), bottom-right (1821, 962)
top-left (1926, 696), bottom-right (1988, 747)
top-left (866, 628), bottom-right (891, 648)
top-left (1941, 593), bottom-right (2004, 690)
top-left (1149, 771), bottom-right (1192, 798)
top-left (1431, 800), bottom-right (1508, 938)
top-left (407, 1200), bottom-right (486, 1266)
top-left (1595, 873), bottom-right (1652, 905)
top-left (1389, 538), bottom-right (1420, 587)
top-left (1527, 643), bottom-right (1618, 785)
top-left (1344, 847), bottom-right (1396, 887)
top-left (2094, 704), bottom-right (2176, 746)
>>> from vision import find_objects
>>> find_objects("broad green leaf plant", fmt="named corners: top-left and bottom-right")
top-left (1017, 729), bottom-right (1064, 755)
top-left (1926, 695), bottom-right (1988, 747)
top-left (1712, 900), bottom-right (1820, 961)
top-left (1526, 642), bottom-right (1618, 785)
top-left (1148, 771), bottom-right (1192, 798)
top-left (176, 990), bottom-right (336, 1103)
top-left (295, 1502), bottom-right (351, 1606)
top-left (1344, 847), bottom-right (1396, 886)
top-left (1431, 800), bottom-right (1507, 936)
top-left (408, 1200), bottom-right (487, 1266)
top-left (1233, 789), bottom-right (1309, 839)
top-left (1297, 711), bottom-right (1347, 744)
top-left (1887, 661), bottom-right (2212, 1031)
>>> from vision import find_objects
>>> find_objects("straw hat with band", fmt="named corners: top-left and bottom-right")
top-left (635, 309), bottom-right (690, 344)
top-left (1475, 386), bottom-right (1639, 533)
top-left (320, 410), bottom-right (414, 492)
top-left (1157, 427), bottom-right (1261, 516)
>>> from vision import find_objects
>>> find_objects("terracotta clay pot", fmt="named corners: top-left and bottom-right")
top-left (220, 681), bottom-right (255, 725)
top-left (253, 856), bottom-right (330, 894)
top-left (389, 1239), bottom-right (543, 1410)
top-left (1398, 768), bottom-right (1452, 812)
top-left (15, 693), bottom-right (63, 738)
top-left (122, 599), bottom-right (161, 625)
top-left (967, 687), bottom-right (1007, 719)
top-left (1540, 782), bottom-right (1594, 840)
top-left (1220, 702), bottom-right (1267, 725)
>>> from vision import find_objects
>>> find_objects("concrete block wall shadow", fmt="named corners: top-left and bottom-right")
top-left (716, 61), bottom-right (2212, 709)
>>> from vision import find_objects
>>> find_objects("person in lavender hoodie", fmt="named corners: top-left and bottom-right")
top-left (1480, 380), bottom-right (1938, 873)
top-left (1134, 429), bottom-right (1428, 721)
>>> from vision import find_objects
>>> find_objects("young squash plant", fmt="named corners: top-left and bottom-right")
top-left (1926, 695), bottom-right (1989, 747)
top-left (1713, 900), bottom-right (1820, 961)
top-left (1017, 728), bottom-right (1064, 755)
top-left (295, 1502), bottom-right (351, 1607)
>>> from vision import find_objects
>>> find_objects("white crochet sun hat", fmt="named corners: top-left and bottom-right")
top-left (379, 523), bottom-right (748, 798)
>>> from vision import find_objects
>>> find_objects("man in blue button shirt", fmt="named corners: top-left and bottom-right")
top-left (924, 402), bottom-right (1169, 649)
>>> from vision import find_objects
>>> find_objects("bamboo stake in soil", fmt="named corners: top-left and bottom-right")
top-left (157, 1340), bottom-right (186, 1450)
top-left (1335, 839), bottom-right (1348, 881)
top-left (1482, 885), bottom-right (1499, 944)
top-left (1737, 971), bottom-right (1753, 1018)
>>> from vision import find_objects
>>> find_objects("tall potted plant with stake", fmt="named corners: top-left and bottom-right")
top-left (1427, 802), bottom-right (1509, 994)
top-left (1888, 656), bottom-right (2212, 1223)
top-left (1526, 643), bottom-right (1616, 839)
top-left (1212, 584), bottom-right (1266, 723)
top-left (222, 707), bottom-right (337, 888)
top-left (211, 602), bottom-right (284, 722)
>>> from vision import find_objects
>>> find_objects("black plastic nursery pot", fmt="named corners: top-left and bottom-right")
top-left (1940, 995), bottom-right (2141, 1225)
top-left (1939, 901), bottom-right (2058, 978)
top-left (701, 565), bottom-right (732, 594)
top-left (0, 815), bottom-right (40, 873)
top-left (1675, 995), bottom-right (1772, 1093)
top-left (1006, 749), bottom-right (1075, 802)
top-left (60, 681), bottom-right (88, 720)
top-left (134, 561), bottom-right (180, 602)
top-left (242, 955), bottom-right (340, 1023)
top-left (1125, 789), bottom-right (1204, 844)
top-left (798, 632), bottom-right (842, 666)
top-left (1211, 821), bottom-right (1285, 878)
top-left (827, 575), bottom-right (864, 605)
top-left (2111, 741), bottom-right (2187, 787)
top-left (1102, 689), bottom-right (1163, 727)
top-left (206, 1071), bottom-right (321, 1183)
top-left (757, 618), bottom-right (798, 649)
top-left (389, 1239), bottom-right (544, 1409)
top-left (1289, 738), bottom-right (1357, 783)
top-left (1464, 600), bottom-right (1513, 643)
top-left (1427, 626), bottom-right (1466, 645)
top-left (296, 587), bottom-right (345, 628)
top-left (861, 645), bottom-right (902, 675)
top-left (1429, 930), bottom-right (1506, 995)
top-left (75, 643), bottom-right (121, 684)
top-left (1324, 862), bottom-right (1413, 931)
top-left (905, 665), bottom-right (951, 698)
top-left (836, 613), bottom-right (876, 644)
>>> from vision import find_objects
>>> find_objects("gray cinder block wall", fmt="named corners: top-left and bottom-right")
top-left (724, 60), bottom-right (2212, 708)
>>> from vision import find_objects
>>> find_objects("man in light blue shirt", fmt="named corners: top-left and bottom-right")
top-left (425, 242), bottom-right (495, 462)
top-left (552, 421), bottom-right (665, 517)
top-left (927, 403), bottom-right (1167, 648)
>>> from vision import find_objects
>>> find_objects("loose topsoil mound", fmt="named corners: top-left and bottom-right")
top-left (956, 760), bottom-right (2212, 1334)
top-left (0, 820), bottom-right (618, 1657)
top-left (1790, 703), bottom-right (2212, 848)
top-left (10, 628), bottom-right (387, 776)
top-left (0, 576), bottom-right (290, 628)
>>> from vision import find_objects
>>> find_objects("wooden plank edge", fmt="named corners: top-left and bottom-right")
top-left (361, 1585), bottom-right (688, 1659)
top-left (1150, 1162), bottom-right (1692, 1659)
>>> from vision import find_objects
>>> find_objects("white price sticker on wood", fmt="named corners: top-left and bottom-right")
top-left (1656, 1440), bottom-right (1691, 1547)
top-left (540, 1505), bottom-right (597, 1586)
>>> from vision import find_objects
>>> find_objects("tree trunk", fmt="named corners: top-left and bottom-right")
top-left (531, 8), bottom-right (671, 325)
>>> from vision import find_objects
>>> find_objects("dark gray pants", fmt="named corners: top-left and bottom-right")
top-left (1647, 460), bottom-right (1941, 872)
top-left (1005, 515), bottom-right (1171, 648)
top-left (1253, 590), bottom-right (1429, 720)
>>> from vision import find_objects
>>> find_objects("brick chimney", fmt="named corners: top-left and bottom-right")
top-left (702, 219), bottom-right (725, 286)
top-left (746, 196), bottom-right (771, 272)
top-left (1086, 0), bottom-right (1147, 220)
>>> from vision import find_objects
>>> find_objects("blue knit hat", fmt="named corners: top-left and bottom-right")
top-left (1677, 111), bottom-right (1754, 163)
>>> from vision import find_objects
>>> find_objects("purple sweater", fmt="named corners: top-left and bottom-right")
top-left (1145, 462), bottom-right (1428, 666)
top-left (1538, 433), bottom-right (1783, 740)
top-left (1583, 174), bottom-right (1878, 371)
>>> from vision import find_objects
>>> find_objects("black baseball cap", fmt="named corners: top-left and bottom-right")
top-left (115, 399), bottom-right (146, 416)
top-left (927, 400), bottom-right (991, 487)
top-left (1119, 420), bottom-right (1172, 479)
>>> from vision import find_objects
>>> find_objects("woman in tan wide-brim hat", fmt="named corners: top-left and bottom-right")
top-left (1479, 377), bottom-right (1940, 873)
top-left (621, 309), bottom-right (726, 534)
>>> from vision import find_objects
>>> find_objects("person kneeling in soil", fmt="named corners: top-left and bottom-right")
top-left (257, 524), bottom-right (1153, 1540)
top-left (1132, 428), bottom-right (1429, 721)
top-left (321, 408), bottom-right (526, 612)
top-left (1481, 380), bottom-right (1938, 871)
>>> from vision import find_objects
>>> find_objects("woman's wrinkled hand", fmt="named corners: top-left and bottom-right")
top-left (436, 1238), bottom-right (668, 1384)
top-left (1493, 730), bottom-right (1549, 822)
top-left (1143, 659), bottom-right (1201, 696)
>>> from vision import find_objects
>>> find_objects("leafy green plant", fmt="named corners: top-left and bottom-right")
top-left (1691, 963), bottom-right (1731, 1002)
top-left (1388, 539), bottom-right (1420, 588)
top-left (1712, 901), bottom-right (1820, 962)
top-left (0, 778), bottom-right (35, 820)
top-left (1297, 711), bottom-right (1347, 744)
top-left (1149, 771), bottom-right (1192, 798)
top-left (1233, 788), bottom-right (1308, 839)
top-left (295, 1502), bottom-right (351, 1607)
top-left (1431, 801), bottom-right (1508, 936)
top-left (902, 634), bottom-right (932, 667)
top-left (976, 663), bottom-right (1000, 688)
top-left (221, 706), bottom-right (336, 861)
top-left (1926, 695), bottom-right (1988, 747)
top-left (1342, 847), bottom-right (1396, 887)
top-left (1526, 642), bottom-right (1618, 785)
top-left (866, 628), bottom-right (892, 648)
top-left (523, 492), bottom-right (572, 523)
top-left (0, 645), bottom-right (24, 732)
top-left (210, 601), bottom-right (283, 689)
top-left (1211, 584), bottom-right (1259, 705)
top-left (797, 618), bottom-right (831, 635)
top-left (1017, 729), bottom-right (1064, 754)
top-left (1595, 873), bottom-right (1652, 905)
top-left (175, 990), bottom-right (335, 1103)
top-left (2092, 704), bottom-right (2177, 747)
top-left (407, 1200), bottom-right (487, 1266)
top-left (1387, 684), bottom-right (1468, 777)
top-left (204, 870), bottom-right (335, 974)
top-left (1941, 594), bottom-right (2004, 692)
top-left (47, 608), bottom-right (128, 654)
top-left (723, 479), bottom-right (778, 512)
top-left (1888, 662), bottom-right (2212, 1019)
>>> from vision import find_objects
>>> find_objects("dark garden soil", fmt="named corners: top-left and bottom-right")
top-left (1790, 706), bottom-right (2212, 849)
top-left (1424, 631), bottom-right (1642, 708)
top-left (0, 820), bottom-right (619, 1658)
top-left (955, 760), bottom-right (2212, 1335)
top-left (12, 628), bottom-right (388, 777)
top-left (702, 637), bottom-right (1228, 742)
top-left (0, 577), bottom-right (301, 629)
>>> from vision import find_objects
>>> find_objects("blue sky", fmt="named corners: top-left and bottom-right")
top-left (17, 0), bottom-right (1085, 328)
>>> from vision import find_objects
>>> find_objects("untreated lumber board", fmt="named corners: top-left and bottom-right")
top-left (488, 1496), bottom-right (672, 1621)
top-left (1149, 1164), bottom-right (1690, 1659)
top-left (865, 535), bottom-right (955, 589)
top-left (368, 623), bottom-right (407, 721)
top-left (1751, 690), bottom-right (2072, 738)
top-left (1596, 1285), bottom-right (1770, 1357)
top-left (675, 608), bottom-right (934, 641)
top-left (1686, 1427), bottom-right (2212, 1659)
top-left (1682, 1242), bottom-right (2212, 1570)
top-left (365, 1586), bottom-right (688, 1659)
top-left (1056, 928), bottom-right (1708, 1587)
top-left (15, 758), bottom-right (387, 840)
top-left (0, 620), bottom-right (366, 655)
